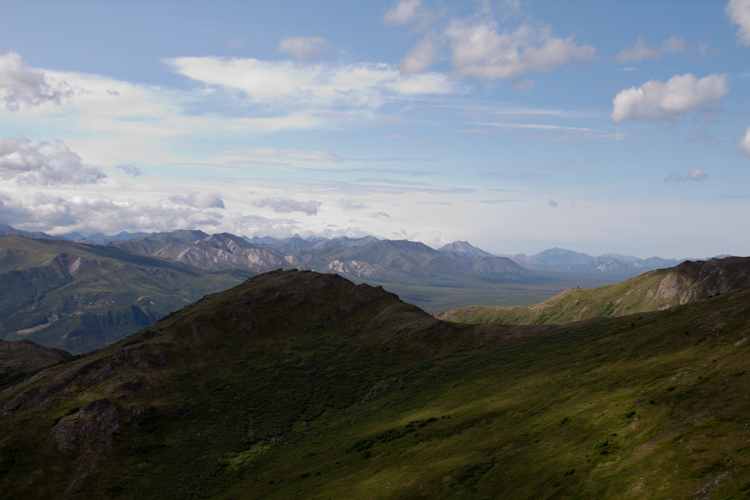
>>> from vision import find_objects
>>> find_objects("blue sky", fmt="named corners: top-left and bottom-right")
top-left (0, 0), bottom-right (749, 258)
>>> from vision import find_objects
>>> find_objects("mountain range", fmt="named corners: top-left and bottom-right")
top-left (1, 224), bottom-right (715, 276)
top-left (0, 235), bottom-right (247, 354)
top-left (1, 267), bottom-right (749, 498)
top-left (0, 227), bottom-right (740, 356)
top-left (504, 247), bottom-right (692, 275)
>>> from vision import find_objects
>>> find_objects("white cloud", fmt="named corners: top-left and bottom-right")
top-left (0, 51), bottom-right (70, 111)
top-left (615, 37), bottom-right (687, 62)
top-left (727, 0), bottom-right (750, 45)
top-left (115, 163), bottom-right (144, 177)
top-left (611, 73), bottom-right (729, 122)
top-left (400, 36), bottom-right (440, 74)
top-left (166, 57), bottom-right (457, 114)
top-left (277, 36), bottom-right (329, 61)
top-left (738, 126), bottom-right (750, 155)
top-left (0, 136), bottom-right (106, 185)
top-left (0, 190), bottom-right (226, 235)
top-left (445, 20), bottom-right (595, 80)
top-left (169, 192), bottom-right (225, 209)
top-left (255, 197), bottom-right (322, 215)
top-left (384, 0), bottom-right (422, 25)
top-left (341, 200), bottom-right (366, 210)
top-left (664, 169), bottom-right (707, 181)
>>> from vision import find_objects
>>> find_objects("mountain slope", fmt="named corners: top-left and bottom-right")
top-left (435, 256), bottom-right (750, 325)
top-left (1, 269), bottom-right (750, 499)
top-left (108, 230), bottom-right (291, 273)
top-left (287, 239), bottom-right (493, 282)
top-left (0, 235), bottom-right (247, 353)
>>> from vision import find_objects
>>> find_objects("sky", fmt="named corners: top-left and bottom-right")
top-left (0, 0), bottom-right (749, 259)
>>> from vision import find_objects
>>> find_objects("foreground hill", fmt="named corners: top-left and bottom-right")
top-left (1, 269), bottom-right (750, 498)
top-left (0, 235), bottom-right (247, 354)
top-left (435, 256), bottom-right (750, 325)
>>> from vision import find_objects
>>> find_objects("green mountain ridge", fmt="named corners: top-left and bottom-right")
top-left (1, 269), bottom-right (749, 499)
top-left (435, 256), bottom-right (750, 326)
top-left (0, 235), bottom-right (248, 354)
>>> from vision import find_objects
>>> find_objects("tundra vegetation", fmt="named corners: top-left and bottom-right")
top-left (0, 268), bottom-right (749, 499)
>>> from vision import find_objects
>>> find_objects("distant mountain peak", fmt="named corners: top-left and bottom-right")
top-left (439, 241), bottom-right (492, 257)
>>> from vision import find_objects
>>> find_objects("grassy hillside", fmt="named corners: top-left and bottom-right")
top-left (0, 269), bottom-right (749, 499)
top-left (435, 256), bottom-right (750, 325)
top-left (0, 235), bottom-right (248, 353)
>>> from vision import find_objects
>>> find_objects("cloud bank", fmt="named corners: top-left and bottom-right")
top-left (0, 136), bottom-right (106, 185)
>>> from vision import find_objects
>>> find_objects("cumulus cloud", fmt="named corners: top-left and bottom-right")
top-left (0, 136), bottom-right (106, 185)
top-left (373, 212), bottom-right (391, 218)
top-left (400, 37), bottom-right (440, 74)
top-left (615, 37), bottom-right (686, 62)
top-left (664, 169), bottom-right (707, 182)
top-left (277, 36), bottom-right (329, 61)
top-left (727, 0), bottom-right (750, 45)
top-left (169, 192), bottom-right (225, 209)
top-left (610, 73), bottom-right (729, 122)
top-left (737, 126), bottom-right (750, 155)
top-left (115, 163), bottom-right (144, 177)
top-left (445, 20), bottom-right (595, 80)
top-left (255, 197), bottom-right (321, 215)
top-left (0, 51), bottom-right (70, 111)
top-left (384, 0), bottom-right (422, 25)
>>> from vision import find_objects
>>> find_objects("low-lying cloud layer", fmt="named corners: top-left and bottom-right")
top-left (0, 137), bottom-right (106, 185)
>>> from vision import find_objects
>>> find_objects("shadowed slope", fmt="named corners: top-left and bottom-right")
top-left (1, 269), bottom-right (750, 499)
top-left (0, 235), bottom-right (247, 353)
